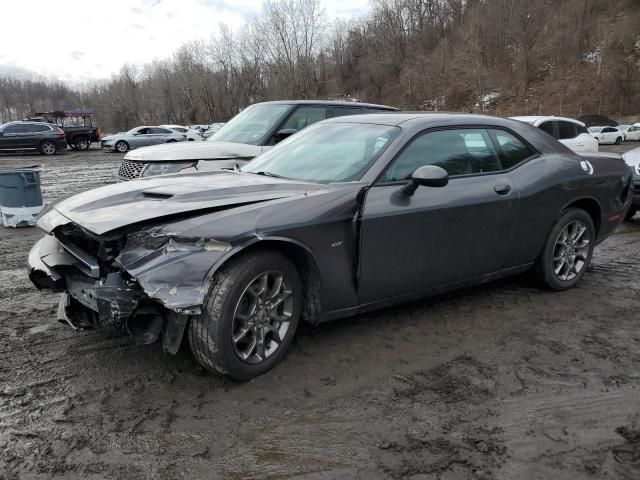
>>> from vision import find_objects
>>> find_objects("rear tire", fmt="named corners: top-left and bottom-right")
top-left (188, 250), bottom-right (302, 381)
top-left (40, 141), bottom-right (57, 156)
top-left (535, 208), bottom-right (595, 291)
top-left (74, 136), bottom-right (90, 150)
top-left (115, 140), bottom-right (129, 153)
top-left (616, 137), bottom-right (622, 145)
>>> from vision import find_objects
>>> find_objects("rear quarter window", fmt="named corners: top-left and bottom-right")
top-left (490, 129), bottom-right (536, 169)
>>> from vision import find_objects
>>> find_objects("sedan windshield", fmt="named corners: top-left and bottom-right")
top-left (589, 127), bottom-right (603, 133)
top-left (208, 104), bottom-right (292, 145)
top-left (242, 123), bottom-right (399, 183)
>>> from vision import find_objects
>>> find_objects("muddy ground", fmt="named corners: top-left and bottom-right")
top-left (1, 144), bottom-right (640, 480)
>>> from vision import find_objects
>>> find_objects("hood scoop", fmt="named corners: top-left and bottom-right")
top-left (142, 191), bottom-right (174, 200)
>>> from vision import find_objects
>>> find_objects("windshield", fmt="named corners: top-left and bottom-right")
top-left (208, 104), bottom-right (292, 145)
top-left (589, 127), bottom-right (603, 133)
top-left (242, 122), bottom-right (399, 183)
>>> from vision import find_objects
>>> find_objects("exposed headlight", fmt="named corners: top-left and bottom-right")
top-left (142, 161), bottom-right (197, 177)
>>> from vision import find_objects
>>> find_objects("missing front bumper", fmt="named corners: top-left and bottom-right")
top-left (28, 235), bottom-right (189, 354)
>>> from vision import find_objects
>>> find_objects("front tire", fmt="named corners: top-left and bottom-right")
top-left (535, 209), bottom-right (595, 291)
top-left (188, 250), bottom-right (302, 381)
top-left (625, 207), bottom-right (637, 221)
top-left (40, 141), bottom-right (57, 156)
top-left (115, 140), bottom-right (129, 153)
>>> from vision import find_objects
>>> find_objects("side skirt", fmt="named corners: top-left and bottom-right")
top-left (318, 263), bottom-right (534, 323)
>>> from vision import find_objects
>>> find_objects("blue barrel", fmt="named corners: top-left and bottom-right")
top-left (0, 169), bottom-right (44, 227)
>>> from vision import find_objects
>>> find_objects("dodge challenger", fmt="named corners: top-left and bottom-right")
top-left (28, 113), bottom-right (632, 380)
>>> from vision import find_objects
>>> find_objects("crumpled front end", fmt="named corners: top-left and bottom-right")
top-left (26, 223), bottom-right (224, 353)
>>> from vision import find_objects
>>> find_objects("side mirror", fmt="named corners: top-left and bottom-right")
top-left (273, 128), bottom-right (297, 143)
top-left (401, 165), bottom-right (448, 196)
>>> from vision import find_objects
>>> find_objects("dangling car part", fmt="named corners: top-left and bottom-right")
top-left (28, 113), bottom-right (632, 381)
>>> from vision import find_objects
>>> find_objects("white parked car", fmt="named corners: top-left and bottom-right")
top-left (588, 126), bottom-right (625, 145)
top-left (160, 125), bottom-right (203, 141)
top-left (511, 116), bottom-right (598, 153)
top-left (618, 125), bottom-right (640, 142)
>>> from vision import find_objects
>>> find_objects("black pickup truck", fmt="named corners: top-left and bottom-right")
top-left (28, 110), bottom-right (100, 150)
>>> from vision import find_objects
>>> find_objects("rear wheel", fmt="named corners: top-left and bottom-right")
top-left (40, 141), bottom-right (57, 156)
top-left (535, 209), bottom-right (595, 291)
top-left (616, 137), bottom-right (623, 145)
top-left (188, 251), bottom-right (302, 381)
top-left (625, 207), bottom-right (637, 221)
top-left (115, 140), bottom-right (129, 153)
top-left (74, 136), bottom-right (90, 150)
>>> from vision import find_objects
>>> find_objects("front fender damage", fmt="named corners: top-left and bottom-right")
top-left (115, 227), bottom-right (235, 315)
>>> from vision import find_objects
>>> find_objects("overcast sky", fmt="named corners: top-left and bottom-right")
top-left (0, 0), bottom-right (370, 84)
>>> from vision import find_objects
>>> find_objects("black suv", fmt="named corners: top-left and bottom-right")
top-left (119, 100), bottom-right (398, 180)
top-left (0, 121), bottom-right (68, 155)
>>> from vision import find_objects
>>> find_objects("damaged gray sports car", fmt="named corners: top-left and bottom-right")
top-left (28, 113), bottom-right (632, 380)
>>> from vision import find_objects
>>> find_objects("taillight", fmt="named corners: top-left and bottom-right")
top-left (97, 128), bottom-right (101, 138)
top-left (182, 134), bottom-right (187, 139)
top-left (56, 131), bottom-right (65, 137)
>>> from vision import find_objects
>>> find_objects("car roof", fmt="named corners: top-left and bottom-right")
top-left (322, 112), bottom-right (529, 129)
top-left (257, 100), bottom-right (398, 110)
top-left (1, 120), bottom-right (57, 128)
top-left (510, 115), bottom-right (586, 126)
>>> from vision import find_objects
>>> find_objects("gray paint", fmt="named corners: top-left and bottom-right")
top-left (29, 113), bottom-right (632, 349)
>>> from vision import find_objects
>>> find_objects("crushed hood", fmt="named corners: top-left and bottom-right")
top-left (42, 172), bottom-right (323, 235)
top-left (123, 141), bottom-right (265, 162)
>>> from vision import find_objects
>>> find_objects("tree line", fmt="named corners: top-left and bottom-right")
top-left (1, 0), bottom-right (639, 131)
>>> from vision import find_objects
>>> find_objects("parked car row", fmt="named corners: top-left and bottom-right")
top-left (28, 109), bottom-right (633, 380)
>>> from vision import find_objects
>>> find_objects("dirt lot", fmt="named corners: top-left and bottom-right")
top-left (1, 144), bottom-right (640, 480)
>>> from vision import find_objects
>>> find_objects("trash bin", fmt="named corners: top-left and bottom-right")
top-left (0, 169), bottom-right (44, 227)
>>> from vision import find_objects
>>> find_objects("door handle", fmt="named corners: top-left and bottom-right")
top-left (494, 184), bottom-right (512, 195)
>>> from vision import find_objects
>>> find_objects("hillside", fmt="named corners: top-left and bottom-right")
top-left (1, 0), bottom-right (638, 130)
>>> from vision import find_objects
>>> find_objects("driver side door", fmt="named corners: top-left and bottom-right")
top-left (358, 127), bottom-right (524, 304)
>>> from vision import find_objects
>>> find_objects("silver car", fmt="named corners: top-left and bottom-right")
top-left (101, 126), bottom-right (186, 153)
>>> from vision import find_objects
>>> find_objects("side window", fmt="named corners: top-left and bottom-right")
top-left (539, 121), bottom-right (556, 137)
top-left (153, 128), bottom-right (172, 134)
top-left (280, 107), bottom-right (327, 131)
top-left (382, 129), bottom-right (501, 182)
top-left (331, 107), bottom-right (364, 117)
top-left (491, 129), bottom-right (536, 169)
top-left (3, 124), bottom-right (21, 133)
top-left (557, 121), bottom-right (577, 140)
top-left (17, 124), bottom-right (36, 133)
top-left (137, 128), bottom-right (150, 134)
top-left (603, 127), bottom-right (615, 133)
top-left (32, 124), bottom-right (50, 133)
